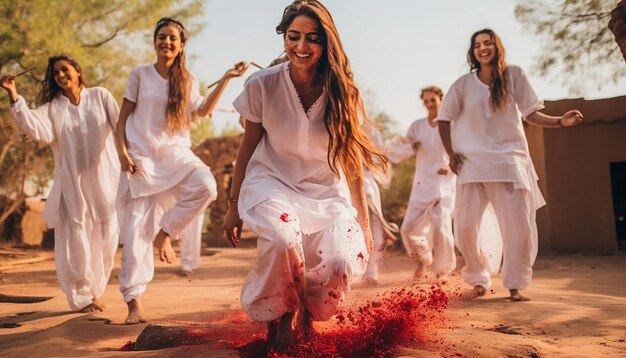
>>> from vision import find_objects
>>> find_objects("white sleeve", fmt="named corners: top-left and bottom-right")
top-left (436, 79), bottom-right (463, 122)
top-left (386, 142), bottom-right (414, 164)
top-left (189, 73), bottom-right (204, 112)
top-left (123, 67), bottom-right (140, 103)
top-left (233, 76), bottom-right (263, 123)
top-left (101, 88), bottom-right (120, 131)
top-left (510, 66), bottom-right (545, 119)
top-left (10, 96), bottom-right (55, 144)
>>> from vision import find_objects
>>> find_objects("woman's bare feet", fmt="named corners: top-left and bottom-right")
top-left (273, 311), bottom-right (295, 354)
top-left (125, 298), bottom-right (147, 325)
top-left (154, 229), bottom-right (176, 264)
top-left (474, 285), bottom-right (487, 296)
top-left (509, 289), bottom-right (530, 302)
top-left (413, 258), bottom-right (429, 281)
top-left (80, 298), bottom-right (105, 313)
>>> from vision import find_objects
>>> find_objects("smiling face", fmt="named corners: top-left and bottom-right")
top-left (52, 60), bottom-right (81, 92)
top-left (284, 15), bottom-right (324, 71)
top-left (154, 25), bottom-right (184, 61)
top-left (473, 33), bottom-right (496, 68)
top-left (421, 90), bottom-right (442, 114)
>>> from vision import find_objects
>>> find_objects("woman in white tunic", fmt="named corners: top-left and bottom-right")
top-left (116, 17), bottom-right (248, 324)
top-left (1, 54), bottom-right (120, 312)
top-left (224, 1), bottom-right (385, 353)
top-left (437, 29), bottom-right (583, 301)
top-left (387, 86), bottom-right (456, 279)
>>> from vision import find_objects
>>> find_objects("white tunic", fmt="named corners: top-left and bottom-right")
top-left (233, 62), bottom-right (355, 234)
top-left (435, 65), bottom-right (545, 208)
top-left (123, 64), bottom-right (207, 198)
top-left (10, 88), bottom-right (120, 227)
top-left (388, 118), bottom-right (455, 202)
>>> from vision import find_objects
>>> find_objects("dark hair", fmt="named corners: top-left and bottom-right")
top-left (154, 17), bottom-right (190, 133)
top-left (36, 53), bottom-right (84, 106)
top-left (420, 86), bottom-right (443, 100)
top-left (467, 28), bottom-right (509, 110)
top-left (276, 0), bottom-right (386, 179)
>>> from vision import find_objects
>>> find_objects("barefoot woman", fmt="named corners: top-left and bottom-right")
top-left (224, 1), bottom-right (384, 352)
top-left (116, 17), bottom-right (248, 324)
top-left (1, 54), bottom-right (120, 312)
top-left (437, 29), bottom-right (583, 301)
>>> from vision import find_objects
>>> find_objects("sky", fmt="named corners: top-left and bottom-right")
top-left (186, 0), bottom-right (626, 134)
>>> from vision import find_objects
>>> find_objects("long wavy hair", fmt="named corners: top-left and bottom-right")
top-left (36, 53), bottom-right (84, 106)
top-left (467, 28), bottom-right (509, 111)
top-left (276, 0), bottom-right (386, 179)
top-left (154, 17), bottom-right (191, 134)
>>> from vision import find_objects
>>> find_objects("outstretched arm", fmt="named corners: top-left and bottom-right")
top-left (223, 120), bottom-right (264, 247)
top-left (1, 75), bottom-right (54, 143)
top-left (526, 109), bottom-right (583, 128)
top-left (194, 62), bottom-right (249, 117)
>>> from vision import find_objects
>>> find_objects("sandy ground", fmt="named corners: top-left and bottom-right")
top-left (0, 244), bottom-right (625, 357)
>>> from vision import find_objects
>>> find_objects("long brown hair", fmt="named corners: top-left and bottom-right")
top-left (467, 28), bottom-right (509, 110)
top-left (36, 53), bottom-right (84, 106)
top-left (154, 17), bottom-right (191, 133)
top-left (276, 0), bottom-right (386, 179)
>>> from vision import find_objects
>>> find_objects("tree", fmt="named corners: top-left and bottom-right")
top-left (515, 0), bottom-right (625, 95)
top-left (0, 0), bottom-right (205, 231)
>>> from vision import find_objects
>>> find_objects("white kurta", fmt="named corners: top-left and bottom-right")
top-left (233, 62), bottom-right (368, 322)
top-left (10, 88), bottom-right (120, 310)
top-left (118, 64), bottom-right (217, 302)
top-left (387, 118), bottom-right (456, 274)
top-left (436, 65), bottom-right (545, 290)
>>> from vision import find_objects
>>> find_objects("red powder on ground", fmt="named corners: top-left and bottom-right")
top-left (239, 285), bottom-right (450, 357)
top-left (119, 340), bottom-right (135, 351)
top-left (280, 213), bottom-right (289, 222)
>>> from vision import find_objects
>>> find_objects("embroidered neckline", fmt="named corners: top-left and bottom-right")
top-left (286, 63), bottom-right (325, 117)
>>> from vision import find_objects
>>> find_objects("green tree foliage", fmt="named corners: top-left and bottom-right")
top-left (515, 0), bottom-right (625, 95)
top-left (0, 0), bottom-right (204, 227)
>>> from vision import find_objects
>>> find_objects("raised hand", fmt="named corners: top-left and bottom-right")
top-left (225, 61), bottom-right (250, 79)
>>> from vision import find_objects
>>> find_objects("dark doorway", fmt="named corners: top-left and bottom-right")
top-left (610, 162), bottom-right (626, 250)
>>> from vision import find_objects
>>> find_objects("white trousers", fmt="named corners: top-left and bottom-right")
top-left (455, 182), bottom-right (536, 290)
top-left (400, 195), bottom-right (456, 275)
top-left (55, 198), bottom-right (118, 310)
top-left (240, 196), bottom-right (368, 322)
top-left (363, 210), bottom-right (384, 280)
top-left (118, 169), bottom-right (217, 302)
top-left (180, 213), bottom-right (204, 272)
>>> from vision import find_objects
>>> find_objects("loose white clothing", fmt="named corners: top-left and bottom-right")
top-left (180, 213), bottom-right (204, 272)
top-left (387, 118), bottom-right (456, 274)
top-left (10, 88), bottom-right (120, 310)
top-left (118, 64), bottom-right (217, 302)
top-left (436, 65), bottom-right (545, 289)
top-left (233, 62), bottom-right (368, 322)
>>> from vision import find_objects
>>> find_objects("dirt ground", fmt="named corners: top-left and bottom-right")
top-left (0, 245), bottom-right (624, 357)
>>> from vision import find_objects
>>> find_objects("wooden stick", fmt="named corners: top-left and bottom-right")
top-left (207, 62), bottom-right (265, 88)
top-left (14, 66), bottom-right (36, 77)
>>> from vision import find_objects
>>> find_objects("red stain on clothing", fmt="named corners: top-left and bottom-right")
top-left (357, 252), bottom-right (365, 260)
top-left (280, 213), bottom-right (289, 222)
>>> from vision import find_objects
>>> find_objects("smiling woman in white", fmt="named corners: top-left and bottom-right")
top-left (115, 17), bottom-right (248, 325)
top-left (1, 54), bottom-right (120, 313)
top-left (437, 29), bottom-right (583, 301)
top-left (223, 1), bottom-right (386, 353)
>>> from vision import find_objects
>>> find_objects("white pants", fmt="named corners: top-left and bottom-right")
top-left (400, 195), bottom-right (456, 275)
top-left (455, 182), bottom-right (536, 290)
top-left (240, 196), bottom-right (368, 322)
top-left (118, 169), bottom-right (217, 302)
top-left (180, 213), bottom-right (204, 272)
top-left (363, 210), bottom-right (384, 280)
top-left (55, 198), bottom-right (118, 311)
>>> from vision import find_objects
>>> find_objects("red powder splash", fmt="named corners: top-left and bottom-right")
top-left (239, 285), bottom-right (450, 357)
top-left (280, 213), bottom-right (289, 222)
top-left (357, 252), bottom-right (365, 260)
top-left (119, 340), bottom-right (135, 351)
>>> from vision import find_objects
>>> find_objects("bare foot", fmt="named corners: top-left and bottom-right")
top-left (362, 276), bottom-right (379, 287)
top-left (436, 273), bottom-right (449, 284)
top-left (273, 311), bottom-right (295, 354)
top-left (296, 305), bottom-right (313, 341)
top-left (509, 289), bottom-right (531, 302)
top-left (125, 298), bottom-right (147, 325)
top-left (154, 229), bottom-right (176, 264)
top-left (413, 265), bottom-right (428, 281)
top-left (80, 301), bottom-right (104, 313)
top-left (474, 285), bottom-right (487, 296)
